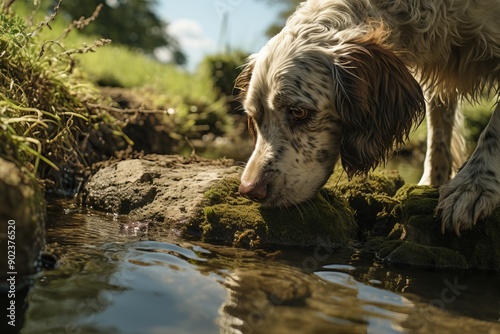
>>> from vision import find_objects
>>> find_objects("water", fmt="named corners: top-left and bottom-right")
top-left (12, 199), bottom-right (500, 333)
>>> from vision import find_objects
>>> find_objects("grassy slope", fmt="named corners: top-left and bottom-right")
top-left (1, 2), bottom-right (234, 190)
top-left (0, 5), bottom-right (129, 189)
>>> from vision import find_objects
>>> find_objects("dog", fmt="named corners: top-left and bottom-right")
top-left (236, 0), bottom-right (500, 235)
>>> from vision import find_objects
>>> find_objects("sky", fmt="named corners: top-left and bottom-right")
top-left (155, 0), bottom-right (285, 71)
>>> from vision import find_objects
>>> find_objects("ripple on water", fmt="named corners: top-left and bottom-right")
top-left (19, 199), bottom-right (500, 334)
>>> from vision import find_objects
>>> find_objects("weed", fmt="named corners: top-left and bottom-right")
top-left (0, 3), bottom-right (129, 192)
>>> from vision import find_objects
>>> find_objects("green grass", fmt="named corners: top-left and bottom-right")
top-left (14, 1), bottom-right (220, 105)
top-left (0, 1), bottom-right (236, 192)
top-left (0, 5), bottom-right (129, 190)
top-left (30, 1), bottom-right (232, 142)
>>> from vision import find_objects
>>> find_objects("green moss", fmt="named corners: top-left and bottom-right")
top-left (374, 239), bottom-right (404, 258)
top-left (186, 178), bottom-right (358, 248)
top-left (327, 169), bottom-right (404, 197)
top-left (326, 169), bottom-right (405, 236)
top-left (202, 178), bottom-right (251, 206)
top-left (380, 184), bottom-right (500, 270)
top-left (383, 241), bottom-right (468, 269)
top-left (393, 184), bottom-right (439, 217)
top-left (189, 171), bottom-right (500, 270)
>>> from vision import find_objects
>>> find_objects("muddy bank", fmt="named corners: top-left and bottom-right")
top-left (82, 155), bottom-right (500, 270)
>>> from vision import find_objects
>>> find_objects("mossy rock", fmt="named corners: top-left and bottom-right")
top-left (327, 169), bottom-right (404, 236)
top-left (370, 184), bottom-right (500, 270)
top-left (185, 178), bottom-right (358, 248)
top-left (84, 156), bottom-right (500, 269)
top-left (364, 237), bottom-right (468, 268)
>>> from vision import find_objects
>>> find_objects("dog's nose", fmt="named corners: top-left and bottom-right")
top-left (239, 180), bottom-right (268, 202)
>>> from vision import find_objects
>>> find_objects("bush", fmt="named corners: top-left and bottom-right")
top-left (462, 97), bottom-right (497, 147)
top-left (199, 50), bottom-right (249, 102)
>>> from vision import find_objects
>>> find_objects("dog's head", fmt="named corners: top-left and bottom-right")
top-left (236, 25), bottom-right (425, 207)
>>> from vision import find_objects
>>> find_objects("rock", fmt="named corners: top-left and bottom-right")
top-left (378, 185), bottom-right (500, 270)
top-left (82, 155), bottom-right (358, 248)
top-left (326, 169), bottom-right (404, 237)
top-left (82, 155), bottom-right (500, 269)
top-left (187, 178), bottom-right (357, 248)
top-left (82, 155), bottom-right (239, 232)
top-left (329, 174), bottom-right (500, 270)
top-left (0, 158), bottom-right (46, 283)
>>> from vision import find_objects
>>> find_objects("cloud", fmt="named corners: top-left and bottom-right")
top-left (162, 18), bottom-right (216, 70)
top-left (167, 19), bottom-right (214, 50)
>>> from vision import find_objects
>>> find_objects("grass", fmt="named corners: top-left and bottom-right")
top-left (1, 1), bottom-right (238, 193)
top-left (70, 37), bottom-right (233, 145)
top-left (3, 1), bottom-right (496, 191)
top-left (28, 1), bottom-right (234, 150)
top-left (25, 1), bottom-right (226, 114)
top-left (0, 4), bottom-right (130, 191)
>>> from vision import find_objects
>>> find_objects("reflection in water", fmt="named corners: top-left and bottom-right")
top-left (17, 199), bottom-right (500, 334)
top-left (217, 248), bottom-right (500, 334)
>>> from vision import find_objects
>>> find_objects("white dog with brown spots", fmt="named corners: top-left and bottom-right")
top-left (236, 0), bottom-right (500, 235)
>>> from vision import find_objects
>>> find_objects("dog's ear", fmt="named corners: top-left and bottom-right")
top-left (332, 36), bottom-right (425, 177)
top-left (235, 55), bottom-right (257, 103)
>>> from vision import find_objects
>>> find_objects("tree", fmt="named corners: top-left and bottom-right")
top-left (258, 0), bottom-right (303, 37)
top-left (58, 0), bottom-right (186, 65)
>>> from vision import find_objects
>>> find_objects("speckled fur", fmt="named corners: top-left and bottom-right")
top-left (236, 0), bottom-right (500, 234)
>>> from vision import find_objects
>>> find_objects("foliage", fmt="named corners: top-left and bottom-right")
top-left (462, 97), bottom-right (497, 148)
top-left (17, 0), bottom-right (186, 64)
top-left (0, 6), bottom-right (130, 191)
top-left (257, 0), bottom-right (302, 37)
top-left (199, 50), bottom-right (249, 100)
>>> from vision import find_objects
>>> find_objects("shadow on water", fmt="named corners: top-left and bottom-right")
top-left (11, 198), bottom-right (500, 333)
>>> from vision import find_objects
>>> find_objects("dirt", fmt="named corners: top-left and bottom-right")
top-left (99, 87), bottom-right (254, 161)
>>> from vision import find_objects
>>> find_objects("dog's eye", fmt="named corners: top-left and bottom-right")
top-left (290, 108), bottom-right (309, 122)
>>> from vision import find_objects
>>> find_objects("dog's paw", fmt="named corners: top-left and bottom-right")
top-left (437, 163), bottom-right (500, 235)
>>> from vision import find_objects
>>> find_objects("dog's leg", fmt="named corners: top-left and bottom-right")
top-left (419, 94), bottom-right (465, 186)
top-left (438, 102), bottom-right (500, 235)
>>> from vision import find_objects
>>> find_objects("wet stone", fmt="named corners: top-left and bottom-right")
top-left (82, 155), bottom-right (357, 249)
top-left (82, 155), bottom-right (500, 270)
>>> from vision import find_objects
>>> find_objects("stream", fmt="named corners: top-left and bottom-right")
top-left (10, 198), bottom-right (500, 333)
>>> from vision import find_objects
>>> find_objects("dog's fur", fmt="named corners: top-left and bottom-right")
top-left (236, 0), bottom-right (500, 235)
